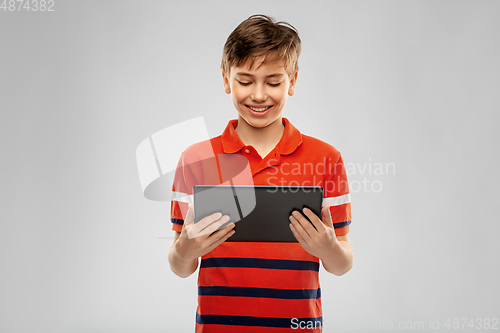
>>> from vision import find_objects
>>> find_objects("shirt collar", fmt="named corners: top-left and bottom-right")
top-left (221, 117), bottom-right (302, 155)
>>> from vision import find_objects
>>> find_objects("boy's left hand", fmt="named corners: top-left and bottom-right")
top-left (289, 205), bottom-right (341, 260)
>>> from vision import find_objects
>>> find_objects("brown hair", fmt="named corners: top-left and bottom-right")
top-left (221, 14), bottom-right (301, 79)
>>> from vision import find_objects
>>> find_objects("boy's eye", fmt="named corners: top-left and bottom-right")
top-left (237, 81), bottom-right (281, 87)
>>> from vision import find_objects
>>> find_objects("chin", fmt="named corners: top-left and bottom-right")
top-left (244, 116), bottom-right (279, 129)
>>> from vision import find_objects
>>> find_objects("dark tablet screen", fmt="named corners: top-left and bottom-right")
top-left (193, 185), bottom-right (323, 242)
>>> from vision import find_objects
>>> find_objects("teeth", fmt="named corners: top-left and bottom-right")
top-left (248, 106), bottom-right (271, 112)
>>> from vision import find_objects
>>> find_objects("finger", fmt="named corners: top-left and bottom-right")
top-left (321, 205), bottom-right (334, 229)
top-left (301, 207), bottom-right (325, 232)
top-left (188, 212), bottom-right (224, 239)
top-left (205, 221), bottom-right (235, 241)
top-left (190, 211), bottom-right (223, 233)
top-left (291, 210), bottom-right (317, 236)
top-left (289, 214), bottom-right (311, 243)
top-left (289, 222), bottom-right (307, 247)
top-left (208, 226), bottom-right (236, 249)
top-left (200, 216), bottom-right (232, 237)
top-left (302, 207), bottom-right (324, 233)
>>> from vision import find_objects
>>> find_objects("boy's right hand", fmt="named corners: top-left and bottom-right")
top-left (174, 203), bottom-right (235, 261)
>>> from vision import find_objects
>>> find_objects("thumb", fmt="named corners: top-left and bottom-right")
top-left (321, 205), bottom-right (334, 229)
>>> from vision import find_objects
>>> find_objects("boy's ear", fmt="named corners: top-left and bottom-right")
top-left (222, 70), bottom-right (231, 94)
top-left (288, 71), bottom-right (298, 96)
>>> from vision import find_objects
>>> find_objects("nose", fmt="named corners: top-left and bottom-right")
top-left (250, 83), bottom-right (267, 102)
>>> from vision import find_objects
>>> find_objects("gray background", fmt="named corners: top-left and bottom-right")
top-left (1, 1), bottom-right (499, 332)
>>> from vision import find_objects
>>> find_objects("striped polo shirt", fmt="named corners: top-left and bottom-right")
top-left (170, 117), bottom-right (351, 332)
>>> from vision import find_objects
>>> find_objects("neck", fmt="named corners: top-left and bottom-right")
top-left (235, 116), bottom-right (285, 153)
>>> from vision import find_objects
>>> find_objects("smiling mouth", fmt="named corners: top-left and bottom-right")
top-left (246, 105), bottom-right (272, 112)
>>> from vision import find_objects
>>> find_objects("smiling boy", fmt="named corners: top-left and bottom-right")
top-left (168, 14), bottom-right (353, 332)
top-left (223, 55), bottom-right (292, 160)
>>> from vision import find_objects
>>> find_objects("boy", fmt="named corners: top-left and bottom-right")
top-left (168, 14), bottom-right (353, 332)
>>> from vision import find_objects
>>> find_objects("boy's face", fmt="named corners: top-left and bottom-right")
top-left (222, 55), bottom-right (298, 129)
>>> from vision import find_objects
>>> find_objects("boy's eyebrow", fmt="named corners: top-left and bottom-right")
top-left (236, 72), bottom-right (284, 78)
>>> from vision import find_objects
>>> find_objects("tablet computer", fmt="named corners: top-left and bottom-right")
top-left (193, 185), bottom-right (323, 242)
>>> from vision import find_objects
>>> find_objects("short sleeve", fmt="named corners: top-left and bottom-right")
top-left (170, 154), bottom-right (194, 232)
top-left (322, 153), bottom-right (352, 236)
